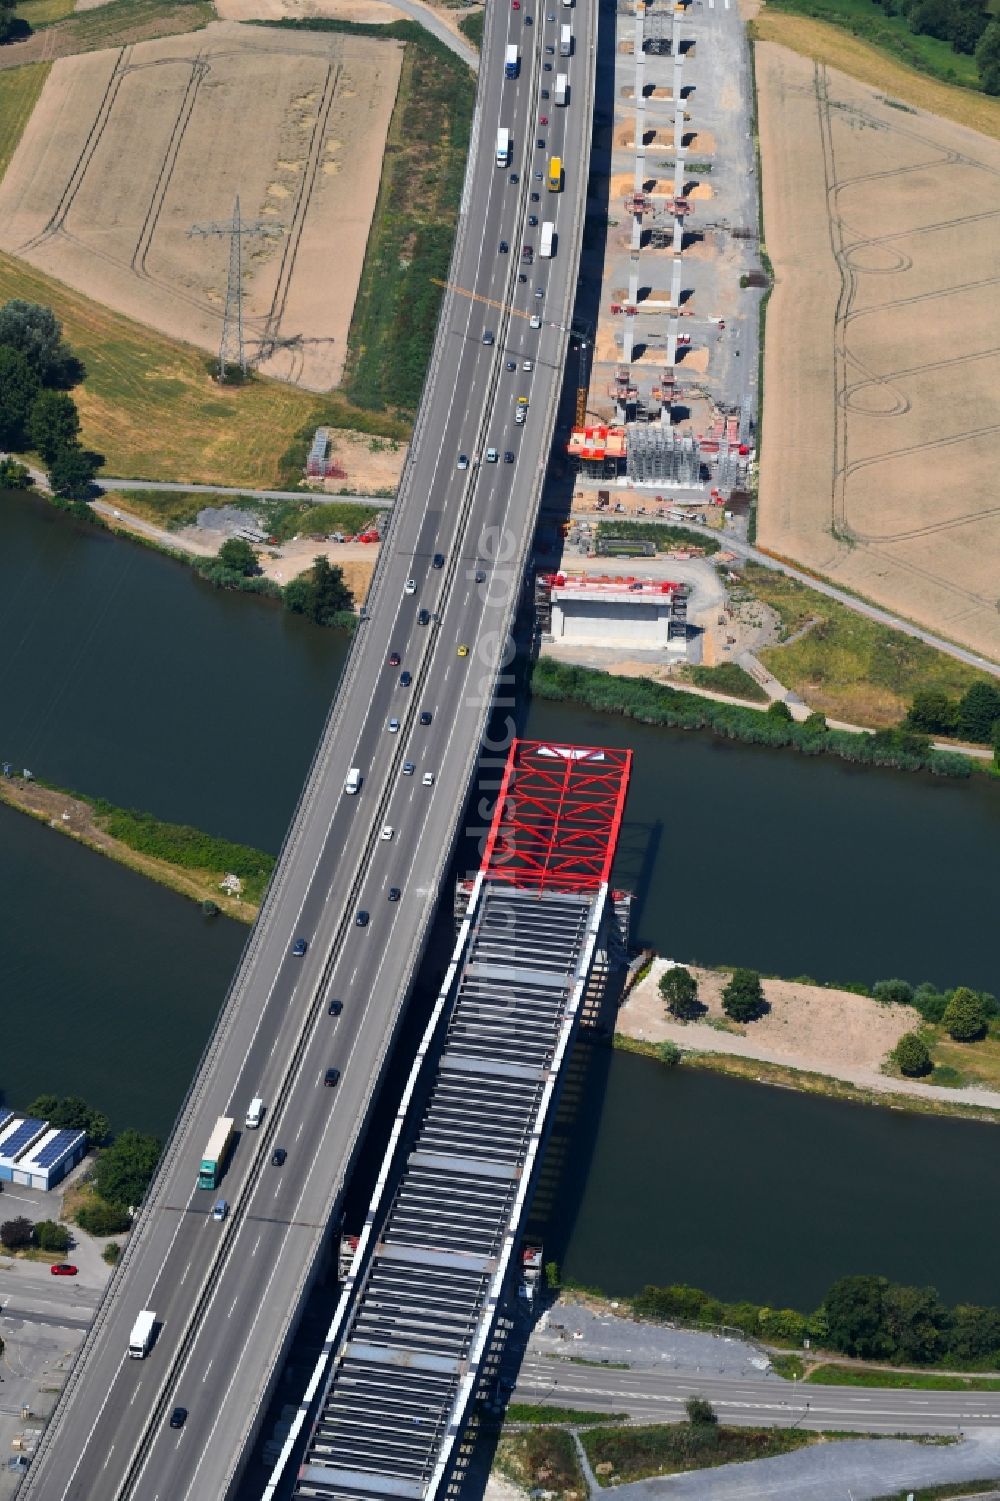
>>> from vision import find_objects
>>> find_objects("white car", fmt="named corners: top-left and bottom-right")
top-left (380, 825), bottom-right (394, 841)
top-left (422, 772), bottom-right (435, 787)
top-left (404, 578), bottom-right (416, 595)
top-left (522, 359), bottom-right (534, 372)
top-left (485, 447), bottom-right (498, 463)
top-left (529, 314), bottom-right (542, 329)
top-left (457, 454), bottom-right (469, 470)
top-left (388, 718), bottom-right (400, 733)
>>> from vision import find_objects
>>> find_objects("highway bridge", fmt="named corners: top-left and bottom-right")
top-left (21, 1), bottom-right (599, 1497)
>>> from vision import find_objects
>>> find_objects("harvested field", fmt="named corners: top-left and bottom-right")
top-left (0, 21), bottom-right (402, 391)
top-left (214, 0), bottom-right (401, 20)
top-left (0, 0), bottom-right (215, 70)
top-left (756, 43), bottom-right (1000, 663)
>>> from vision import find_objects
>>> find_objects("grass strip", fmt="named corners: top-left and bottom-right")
top-left (505, 1404), bottom-right (622, 1425)
top-left (808, 1364), bottom-right (1000, 1392)
top-left (0, 62), bottom-right (50, 179)
top-left (580, 1421), bottom-right (813, 1484)
top-left (750, 10), bottom-right (1000, 139)
top-left (681, 662), bottom-right (768, 702)
top-left (111, 489), bottom-right (379, 541)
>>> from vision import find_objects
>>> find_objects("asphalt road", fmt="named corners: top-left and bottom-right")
top-left (21, 5), bottom-right (596, 1500)
top-left (514, 1353), bottom-right (1000, 1435)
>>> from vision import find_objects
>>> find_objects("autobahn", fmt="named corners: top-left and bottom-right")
top-left (21, 4), bottom-right (597, 1499)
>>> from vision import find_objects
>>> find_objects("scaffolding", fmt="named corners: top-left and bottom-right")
top-left (626, 422), bottom-right (701, 485)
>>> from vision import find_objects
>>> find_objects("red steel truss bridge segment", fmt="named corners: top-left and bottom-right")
top-left (480, 739), bottom-right (632, 895)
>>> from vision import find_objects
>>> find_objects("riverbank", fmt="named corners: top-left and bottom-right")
top-left (0, 777), bottom-right (269, 924)
top-left (618, 961), bottom-right (1000, 1120)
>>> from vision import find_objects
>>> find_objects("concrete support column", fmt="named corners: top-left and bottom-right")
top-left (628, 250), bottom-right (640, 307)
top-left (666, 315), bottom-right (678, 366)
top-left (670, 255), bottom-right (683, 308)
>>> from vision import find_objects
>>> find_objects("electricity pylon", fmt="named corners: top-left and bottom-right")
top-left (189, 195), bottom-right (282, 379)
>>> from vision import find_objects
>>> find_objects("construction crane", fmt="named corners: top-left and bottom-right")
top-left (430, 278), bottom-right (534, 322)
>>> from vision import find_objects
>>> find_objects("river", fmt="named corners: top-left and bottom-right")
top-left (3, 493), bottom-right (1000, 1301)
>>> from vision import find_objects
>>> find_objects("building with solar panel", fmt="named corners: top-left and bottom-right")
top-left (0, 1111), bottom-right (87, 1191)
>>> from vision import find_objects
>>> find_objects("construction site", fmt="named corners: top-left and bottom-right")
top-left (563, 0), bottom-right (764, 514)
top-left (0, 21), bottom-right (402, 392)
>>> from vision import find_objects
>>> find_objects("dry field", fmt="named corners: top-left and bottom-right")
top-left (214, 0), bottom-right (401, 21)
top-left (0, 21), bottom-right (402, 391)
top-left (756, 42), bottom-right (1000, 662)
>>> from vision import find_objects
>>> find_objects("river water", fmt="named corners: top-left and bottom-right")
top-left (3, 492), bottom-right (1000, 1301)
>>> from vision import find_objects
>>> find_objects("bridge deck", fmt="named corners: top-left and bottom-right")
top-left (293, 884), bottom-right (598, 1501)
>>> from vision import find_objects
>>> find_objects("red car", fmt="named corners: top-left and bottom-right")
top-left (512, 0), bottom-right (520, 8)
top-left (51, 1264), bottom-right (78, 1277)
top-left (388, 651), bottom-right (401, 667)
top-left (539, 115), bottom-right (548, 125)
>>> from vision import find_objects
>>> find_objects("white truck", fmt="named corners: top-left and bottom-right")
top-left (504, 43), bottom-right (519, 78)
top-left (559, 23), bottom-right (572, 55)
top-left (129, 1310), bottom-right (156, 1360)
top-left (540, 221), bottom-right (555, 258)
top-left (344, 767), bottom-right (362, 795)
top-left (554, 73), bottom-right (568, 106)
top-left (495, 126), bottom-right (511, 167)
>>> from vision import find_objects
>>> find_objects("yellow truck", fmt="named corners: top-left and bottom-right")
top-left (547, 155), bottom-right (563, 192)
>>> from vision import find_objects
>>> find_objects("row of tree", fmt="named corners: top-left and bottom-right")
top-left (0, 1216), bottom-right (71, 1255)
top-left (199, 538), bottom-right (355, 626)
top-left (659, 965), bottom-right (769, 1023)
top-left (0, 300), bottom-right (102, 499)
top-left (868, 0), bottom-right (1000, 90)
top-left (906, 680), bottom-right (1000, 748)
top-left (635, 1275), bottom-right (1000, 1368)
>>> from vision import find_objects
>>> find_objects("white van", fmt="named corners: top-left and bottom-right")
top-left (344, 767), bottom-right (362, 795)
top-left (422, 772), bottom-right (435, 786)
top-left (245, 1097), bottom-right (264, 1130)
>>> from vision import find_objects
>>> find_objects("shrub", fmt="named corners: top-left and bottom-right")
top-left (102, 1241), bottom-right (121, 1265)
top-left (0, 1217), bottom-right (34, 1251)
top-left (893, 1032), bottom-right (932, 1077)
top-left (35, 1219), bottom-right (71, 1254)
top-left (872, 978), bottom-right (914, 1006)
top-left (685, 1396), bottom-right (717, 1426)
top-left (657, 1040), bottom-right (682, 1067)
top-left (76, 1199), bottom-right (132, 1236)
top-left (94, 1130), bottom-right (162, 1209)
top-left (26, 1094), bottom-right (109, 1145)
top-left (767, 699), bottom-right (793, 722)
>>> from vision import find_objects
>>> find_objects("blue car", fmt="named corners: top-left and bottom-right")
top-left (292, 937), bottom-right (308, 957)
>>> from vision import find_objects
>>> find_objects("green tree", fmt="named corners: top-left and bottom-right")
top-left (976, 17), bottom-right (1000, 90)
top-left (721, 967), bottom-right (768, 1022)
top-left (94, 1130), bottom-right (162, 1209)
top-left (0, 346), bottom-right (41, 447)
top-left (0, 0), bottom-right (18, 43)
top-left (766, 699), bottom-right (793, 722)
top-left (823, 1274), bottom-right (891, 1359)
top-left (884, 1283), bottom-right (947, 1364)
top-left (34, 1219), bottom-right (71, 1254)
top-left (216, 537), bottom-right (260, 576)
top-left (993, 719), bottom-right (1000, 772)
top-left (102, 1241), bottom-right (121, 1266)
top-left (685, 1396), bottom-right (717, 1426)
top-left (0, 1216), bottom-right (34, 1251)
top-left (0, 457), bottom-right (32, 489)
top-left (0, 300), bottom-right (80, 386)
top-left (802, 711), bottom-right (827, 735)
top-left (283, 555), bottom-right (353, 626)
top-left (955, 681), bottom-right (1000, 743)
top-left (905, 689), bottom-right (957, 736)
top-left (941, 987), bottom-right (988, 1042)
top-left (49, 441), bottom-right (101, 499)
top-left (76, 1199), bottom-right (132, 1236)
top-left (658, 965), bottom-right (701, 1019)
top-left (29, 390), bottom-right (80, 463)
top-left (26, 1094), bottom-right (109, 1145)
top-left (893, 1032), bottom-right (931, 1077)
top-left (656, 1039), bottom-right (682, 1067)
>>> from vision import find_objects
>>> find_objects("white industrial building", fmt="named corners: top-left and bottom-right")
top-left (0, 1110), bottom-right (87, 1190)
top-left (540, 571), bottom-right (687, 649)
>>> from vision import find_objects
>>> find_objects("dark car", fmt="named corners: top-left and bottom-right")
top-left (536, 138), bottom-right (545, 149)
top-left (543, 61), bottom-right (552, 71)
top-left (530, 191), bottom-right (540, 202)
top-left (509, 171), bottom-right (519, 184)
top-left (518, 272), bottom-right (527, 283)
top-left (419, 710), bottom-right (432, 725)
top-left (475, 568), bottom-right (487, 582)
top-left (169, 1408), bottom-right (188, 1430)
top-left (388, 887), bottom-right (401, 903)
top-left (50, 1263), bottom-right (78, 1277)
top-left (504, 451), bottom-right (515, 463)
top-left (541, 88), bottom-right (549, 99)
top-left (292, 937), bottom-right (308, 957)
top-left (499, 240), bottom-right (509, 253)
top-left (522, 245), bottom-right (533, 262)
top-left (506, 359), bottom-right (516, 371)
top-left (524, 12), bottom-right (532, 21)
top-left (399, 671), bottom-right (412, 686)
top-left (528, 214), bottom-right (538, 226)
top-left (356, 910), bottom-right (369, 927)
top-left (432, 552), bottom-right (445, 569)
top-left (388, 651), bottom-right (401, 666)
top-left (328, 998), bottom-right (343, 1016)
top-left (271, 1148), bottom-right (287, 1167)
top-left (545, 41), bottom-right (555, 52)
top-left (324, 1068), bottom-right (341, 1087)
top-left (417, 608), bottom-right (430, 625)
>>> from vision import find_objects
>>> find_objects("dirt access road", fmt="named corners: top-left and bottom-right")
top-left (756, 43), bottom-right (1000, 665)
top-left (0, 21), bottom-right (401, 391)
